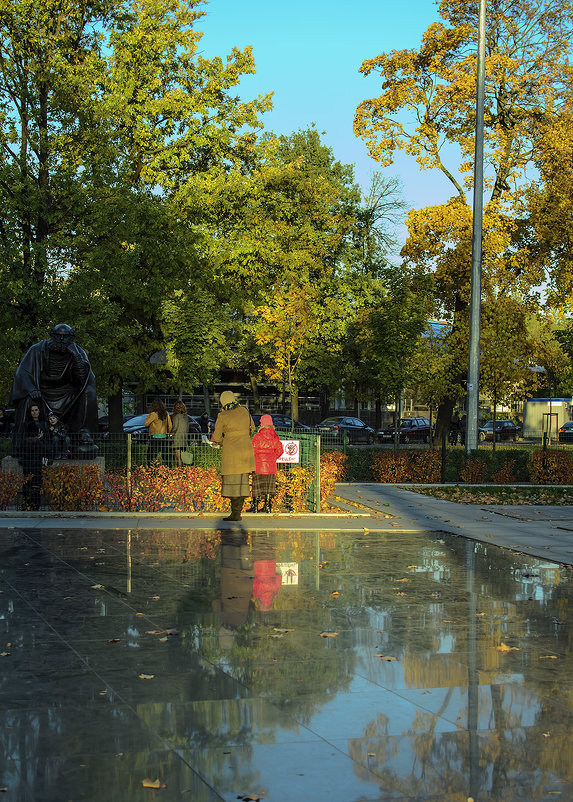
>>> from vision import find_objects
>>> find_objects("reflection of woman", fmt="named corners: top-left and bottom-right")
top-left (145, 399), bottom-right (172, 465)
top-left (171, 401), bottom-right (189, 467)
top-left (212, 391), bottom-right (255, 522)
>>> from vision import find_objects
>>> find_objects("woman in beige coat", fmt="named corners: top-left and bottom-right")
top-left (212, 391), bottom-right (255, 521)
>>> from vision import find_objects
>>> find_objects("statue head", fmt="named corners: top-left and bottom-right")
top-left (49, 324), bottom-right (76, 353)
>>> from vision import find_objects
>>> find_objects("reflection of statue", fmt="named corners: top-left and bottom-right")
top-left (10, 324), bottom-right (98, 458)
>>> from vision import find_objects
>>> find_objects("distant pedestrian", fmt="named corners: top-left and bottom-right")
top-left (199, 412), bottom-right (212, 435)
top-left (248, 414), bottom-right (284, 513)
top-left (171, 401), bottom-right (189, 467)
top-left (145, 398), bottom-right (172, 464)
top-left (212, 391), bottom-right (255, 522)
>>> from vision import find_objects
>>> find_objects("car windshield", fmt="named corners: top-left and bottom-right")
top-left (320, 418), bottom-right (341, 425)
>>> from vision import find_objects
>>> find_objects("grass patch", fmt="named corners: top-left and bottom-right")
top-left (413, 485), bottom-right (573, 505)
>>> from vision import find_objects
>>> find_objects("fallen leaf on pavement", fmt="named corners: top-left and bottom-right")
top-left (273, 628), bottom-right (294, 634)
top-left (108, 638), bottom-right (121, 644)
top-left (497, 642), bottom-right (519, 652)
top-left (139, 674), bottom-right (155, 679)
top-left (540, 655), bottom-right (558, 659)
top-left (374, 654), bottom-right (398, 661)
top-left (320, 632), bottom-right (339, 638)
top-left (91, 584), bottom-right (105, 590)
top-left (141, 778), bottom-right (166, 789)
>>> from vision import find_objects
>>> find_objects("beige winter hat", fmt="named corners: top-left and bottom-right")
top-left (219, 391), bottom-right (236, 407)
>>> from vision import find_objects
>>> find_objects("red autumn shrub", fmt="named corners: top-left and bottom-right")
top-left (0, 471), bottom-right (26, 509)
top-left (408, 449), bottom-right (442, 483)
top-left (42, 464), bottom-right (105, 511)
top-left (371, 451), bottom-right (412, 483)
top-left (492, 459), bottom-right (517, 484)
top-left (460, 456), bottom-right (488, 484)
top-left (529, 450), bottom-right (573, 485)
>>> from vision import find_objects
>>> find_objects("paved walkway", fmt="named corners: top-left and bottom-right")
top-left (2, 482), bottom-right (573, 564)
top-left (334, 483), bottom-right (573, 566)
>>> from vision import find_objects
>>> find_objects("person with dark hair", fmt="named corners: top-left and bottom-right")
top-left (211, 391), bottom-right (255, 522)
top-left (46, 412), bottom-right (70, 459)
top-left (20, 403), bottom-right (48, 508)
top-left (171, 400), bottom-right (189, 467)
top-left (248, 414), bottom-right (284, 513)
top-left (145, 398), bottom-right (172, 464)
top-left (199, 412), bottom-right (212, 435)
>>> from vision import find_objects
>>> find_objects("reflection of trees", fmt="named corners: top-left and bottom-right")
top-left (4, 525), bottom-right (573, 799)
top-left (192, 530), bottom-right (357, 723)
top-left (320, 531), bottom-right (573, 799)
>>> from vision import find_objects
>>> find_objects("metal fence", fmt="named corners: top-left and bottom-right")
top-left (0, 430), bottom-right (323, 513)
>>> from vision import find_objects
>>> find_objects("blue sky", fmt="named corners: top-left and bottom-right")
top-left (199, 0), bottom-right (456, 222)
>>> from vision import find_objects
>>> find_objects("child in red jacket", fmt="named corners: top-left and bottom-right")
top-left (248, 414), bottom-right (284, 513)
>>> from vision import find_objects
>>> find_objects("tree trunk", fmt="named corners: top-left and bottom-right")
top-left (492, 390), bottom-right (497, 452)
top-left (108, 384), bottom-right (124, 433)
top-left (291, 385), bottom-right (299, 422)
top-left (249, 373), bottom-right (260, 412)
top-left (202, 383), bottom-right (211, 415)
top-left (435, 397), bottom-right (456, 442)
top-left (375, 398), bottom-right (382, 431)
top-left (319, 385), bottom-right (330, 419)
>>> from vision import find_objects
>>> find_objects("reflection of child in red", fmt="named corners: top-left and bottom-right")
top-left (253, 560), bottom-right (282, 610)
top-left (248, 414), bottom-right (284, 513)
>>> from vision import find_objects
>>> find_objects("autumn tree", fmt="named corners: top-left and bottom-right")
top-left (354, 0), bottom-right (573, 435)
top-left (344, 267), bottom-right (431, 430)
top-left (0, 0), bottom-right (270, 420)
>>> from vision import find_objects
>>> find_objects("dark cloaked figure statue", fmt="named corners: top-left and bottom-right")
top-left (10, 324), bottom-right (98, 459)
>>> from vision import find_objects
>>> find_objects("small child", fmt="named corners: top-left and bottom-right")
top-left (248, 414), bottom-right (284, 513)
top-left (47, 413), bottom-right (69, 459)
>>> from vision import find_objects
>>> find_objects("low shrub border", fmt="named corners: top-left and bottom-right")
top-left (35, 450), bottom-right (348, 513)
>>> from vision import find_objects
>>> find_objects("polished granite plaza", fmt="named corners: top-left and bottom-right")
top-left (1, 524), bottom-right (573, 801)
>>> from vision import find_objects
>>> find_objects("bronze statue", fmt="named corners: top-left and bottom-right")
top-left (10, 324), bottom-right (98, 459)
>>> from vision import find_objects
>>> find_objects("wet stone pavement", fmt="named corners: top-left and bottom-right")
top-left (1, 525), bottom-right (573, 801)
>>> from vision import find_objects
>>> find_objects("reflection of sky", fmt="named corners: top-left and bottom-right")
top-left (3, 526), bottom-right (573, 800)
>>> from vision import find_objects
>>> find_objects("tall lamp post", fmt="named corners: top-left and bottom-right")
top-left (466, 0), bottom-right (487, 454)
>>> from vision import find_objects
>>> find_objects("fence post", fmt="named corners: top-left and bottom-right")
top-left (126, 433), bottom-right (132, 498)
top-left (543, 432), bottom-right (548, 452)
top-left (315, 434), bottom-right (321, 513)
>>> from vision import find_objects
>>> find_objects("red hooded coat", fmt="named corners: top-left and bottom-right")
top-left (252, 427), bottom-right (284, 475)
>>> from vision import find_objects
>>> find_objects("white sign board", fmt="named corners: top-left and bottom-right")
top-left (277, 562), bottom-right (299, 585)
top-left (278, 439), bottom-right (300, 464)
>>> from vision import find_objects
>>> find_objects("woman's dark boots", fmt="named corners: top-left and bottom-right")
top-left (262, 494), bottom-right (273, 513)
top-left (223, 497), bottom-right (244, 522)
top-left (246, 497), bottom-right (260, 513)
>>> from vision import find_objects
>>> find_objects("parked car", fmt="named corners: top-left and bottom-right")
top-left (378, 417), bottom-right (432, 444)
top-left (558, 421), bottom-right (573, 443)
top-left (122, 414), bottom-right (201, 438)
top-left (251, 413), bottom-right (311, 432)
top-left (315, 416), bottom-right (375, 444)
top-left (98, 414), bottom-right (135, 433)
top-left (478, 420), bottom-right (521, 442)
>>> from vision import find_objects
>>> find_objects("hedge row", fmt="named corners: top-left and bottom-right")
top-left (0, 450), bottom-right (347, 512)
top-left (339, 447), bottom-right (573, 485)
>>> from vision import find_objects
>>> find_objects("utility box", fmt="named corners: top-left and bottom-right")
top-left (522, 398), bottom-right (572, 440)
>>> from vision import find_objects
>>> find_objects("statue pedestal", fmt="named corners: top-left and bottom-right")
top-left (2, 455), bottom-right (106, 478)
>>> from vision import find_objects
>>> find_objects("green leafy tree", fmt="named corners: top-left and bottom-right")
top-left (354, 0), bottom-right (573, 434)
